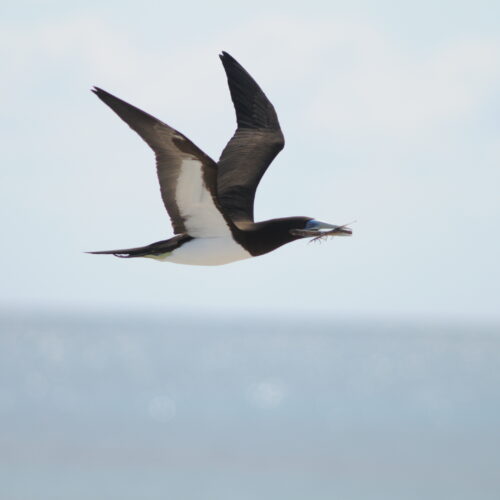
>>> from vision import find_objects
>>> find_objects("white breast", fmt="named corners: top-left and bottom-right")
top-left (159, 237), bottom-right (252, 266)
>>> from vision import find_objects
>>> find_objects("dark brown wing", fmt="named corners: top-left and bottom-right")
top-left (217, 52), bottom-right (285, 222)
top-left (92, 87), bottom-right (231, 237)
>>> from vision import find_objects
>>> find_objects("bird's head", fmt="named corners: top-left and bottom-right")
top-left (239, 217), bottom-right (352, 256)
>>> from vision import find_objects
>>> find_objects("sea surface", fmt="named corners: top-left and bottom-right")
top-left (1, 310), bottom-right (499, 500)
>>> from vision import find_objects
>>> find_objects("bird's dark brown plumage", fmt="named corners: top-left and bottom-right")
top-left (91, 87), bottom-right (220, 235)
top-left (217, 52), bottom-right (285, 223)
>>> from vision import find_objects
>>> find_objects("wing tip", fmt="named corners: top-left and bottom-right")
top-left (91, 86), bottom-right (109, 98)
top-left (91, 87), bottom-right (121, 106)
top-left (219, 51), bottom-right (240, 69)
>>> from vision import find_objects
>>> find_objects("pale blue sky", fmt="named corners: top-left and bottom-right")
top-left (1, 0), bottom-right (499, 319)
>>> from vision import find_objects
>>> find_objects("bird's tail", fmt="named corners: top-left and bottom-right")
top-left (86, 245), bottom-right (157, 258)
top-left (86, 235), bottom-right (191, 259)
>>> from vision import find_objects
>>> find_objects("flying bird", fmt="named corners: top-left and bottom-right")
top-left (88, 52), bottom-right (352, 265)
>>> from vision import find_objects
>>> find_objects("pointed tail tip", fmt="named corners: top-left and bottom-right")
top-left (85, 250), bottom-right (133, 258)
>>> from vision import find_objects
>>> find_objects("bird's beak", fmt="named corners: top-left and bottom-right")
top-left (290, 220), bottom-right (353, 238)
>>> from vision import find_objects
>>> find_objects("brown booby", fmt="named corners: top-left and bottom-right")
top-left (88, 52), bottom-right (352, 265)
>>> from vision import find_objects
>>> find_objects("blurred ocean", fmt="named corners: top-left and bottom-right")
top-left (0, 310), bottom-right (499, 500)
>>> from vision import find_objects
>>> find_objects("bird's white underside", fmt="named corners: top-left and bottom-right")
top-left (156, 237), bottom-right (252, 266)
top-left (175, 158), bottom-right (230, 238)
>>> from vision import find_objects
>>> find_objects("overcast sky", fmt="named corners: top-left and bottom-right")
top-left (1, 0), bottom-right (499, 320)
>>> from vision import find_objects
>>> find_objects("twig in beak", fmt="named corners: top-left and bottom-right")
top-left (309, 221), bottom-right (356, 243)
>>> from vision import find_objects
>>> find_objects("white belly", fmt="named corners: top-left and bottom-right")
top-left (156, 237), bottom-right (252, 266)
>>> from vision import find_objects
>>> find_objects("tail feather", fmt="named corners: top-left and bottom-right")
top-left (86, 234), bottom-right (193, 259)
top-left (86, 246), bottom-right (155, 258)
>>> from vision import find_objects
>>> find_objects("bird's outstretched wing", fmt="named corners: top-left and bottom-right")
top-left (92, 87), bottom-right (232, 238)
top-left (217, 52), bottom-right (285, 223)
